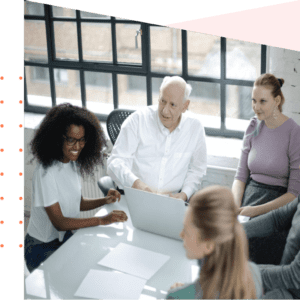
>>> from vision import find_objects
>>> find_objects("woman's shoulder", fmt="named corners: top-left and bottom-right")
top-left (166, 281), bottom-right (202, 299)
top-left (249, 117), bottom-right (259, 127)
top-left (286, 118), bottom-right (300, 132)
top-left (283, 118), bottom-right (300, 146)
top-left (33, 161), bottom-right (51, 176)
top-left (243, 117), bottom-right (261, 138)
top-left (33, 160), bottom-right (70, 177)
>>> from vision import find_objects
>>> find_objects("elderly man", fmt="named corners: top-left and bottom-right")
top-left (107, 76), bottom-right (207, 201)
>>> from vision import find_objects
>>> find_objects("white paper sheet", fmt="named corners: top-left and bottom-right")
top-left (74, 269), bottom-right (147, 299)
top-left (98, 243), bottom-right (170, 280)
top-left (238, 215), bottom-right (250, 223)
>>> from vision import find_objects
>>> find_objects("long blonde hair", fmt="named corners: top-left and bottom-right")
top-left (190, 186), bottom-right (257, 299)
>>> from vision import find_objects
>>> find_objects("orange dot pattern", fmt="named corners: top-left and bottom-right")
top-left (19, 173), bottom-right (22, 176)
top-left (19, 197), bottom-right (23, 200)
top-left (0, 100), bottom-right (3, 104)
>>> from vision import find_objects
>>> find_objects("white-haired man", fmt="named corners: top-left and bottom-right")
top-left (107, 76), bottom-right (207, 201)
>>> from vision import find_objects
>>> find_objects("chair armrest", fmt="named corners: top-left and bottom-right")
top-left (97, 176), bottom-right (115, 197)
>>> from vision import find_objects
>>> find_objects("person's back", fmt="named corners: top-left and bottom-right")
top-left (244, 195), bottom-right (300, 299)
top-left (167, 261), bottom-right (262, 299)
top-left (167, 186), bottom-right (262, 299)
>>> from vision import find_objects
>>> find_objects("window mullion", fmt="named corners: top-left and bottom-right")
top-left (111, 17), bottom-right (117, 65)
top-left (143, 24), bottom-right (152, 106)
top-left (76, 11), bottom-right (83, 63)
top-left (112, 73), bottom-right (118, 109)
top-left (44, 4), bottom-right (56, 106)
top-left (75, 10), bottom-right (86, 107)
top-left (182, 30), bottom-right (188, 80)
top-left (261, 45), bottom-right (267, 73)
top-left (220, 37), bottom-right (226, 131)
top-left (24, 67), bottom-right (29, 108)
top-left (111, 17), bottom-right (118, 109)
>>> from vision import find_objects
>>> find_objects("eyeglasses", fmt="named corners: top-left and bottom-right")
top-left (63, 135), bottom-right (87, 146)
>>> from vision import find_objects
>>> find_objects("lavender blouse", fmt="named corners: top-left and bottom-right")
top-left (235, 118), bottom-right (300, 197)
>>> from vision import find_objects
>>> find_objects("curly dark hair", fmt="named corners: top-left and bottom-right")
top-left (30, 103), bottom-right (107, 176)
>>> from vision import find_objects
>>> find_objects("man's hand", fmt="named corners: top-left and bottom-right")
top-left (238, 206), bottom-right (259, 218)
top-left (169, 282), bottom-right (184, 291)
top-left (132, 179), bottom-right (154, 193)
top-left (169, 192), bottom-right (187, 201)
top-left (99, 210), bottom-right (128, 225)
top-left (105, 189), bottom-right (121, 204)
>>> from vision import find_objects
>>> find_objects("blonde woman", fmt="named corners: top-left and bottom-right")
top-left (167, 186), bottom-right (262, 299)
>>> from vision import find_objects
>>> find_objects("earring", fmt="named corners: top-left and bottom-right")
top-left (273, 106), bottom-right (279, 120)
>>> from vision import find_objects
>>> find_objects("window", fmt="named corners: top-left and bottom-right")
top-left (24, 0), bottom-right (266, 138)
top-left (24, 1), bottom-right (44, 16)
top-left (84, 72), bottom-right (111, 87)
top-left (31, 66), bottom-right (49, 82)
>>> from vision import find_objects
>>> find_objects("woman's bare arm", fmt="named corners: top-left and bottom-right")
top-left (232, 179), bottom-right (246, 208)
top-left (239, 192), bottom-right (296, 217)
top-left (45, 202), bottom-right (127, 231)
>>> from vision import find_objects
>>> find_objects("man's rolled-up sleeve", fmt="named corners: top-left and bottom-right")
top-left (107, 115), bottom-right (139, 189)
top-left (181, 122), bottom-right (207, 200)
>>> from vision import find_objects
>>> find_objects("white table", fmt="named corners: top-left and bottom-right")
top-left (24, 196), bottom-right (199, 299)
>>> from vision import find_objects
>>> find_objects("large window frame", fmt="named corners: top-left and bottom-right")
top-left (24, 3), bottom-right (267, 139)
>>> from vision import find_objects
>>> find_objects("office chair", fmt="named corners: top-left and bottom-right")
top-left (98, 109), bottom-right (134, 196)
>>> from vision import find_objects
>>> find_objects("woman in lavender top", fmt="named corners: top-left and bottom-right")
top-left (232, 73), bottom-right (300, 264)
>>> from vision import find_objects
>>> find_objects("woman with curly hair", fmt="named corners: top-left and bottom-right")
top-left (167, 186), bottom-right (263, 299)
top-left (25, 103), bottom-right (128, 273)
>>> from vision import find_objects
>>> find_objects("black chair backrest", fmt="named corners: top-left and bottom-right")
top-left (106, 109), bottom-right (135, 145)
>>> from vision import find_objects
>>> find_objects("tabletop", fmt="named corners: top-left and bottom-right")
top-left (24, 195), bottom-right (199, 299)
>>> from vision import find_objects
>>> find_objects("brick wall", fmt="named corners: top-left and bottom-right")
top-left (269, 47), bottom-right (300, 125)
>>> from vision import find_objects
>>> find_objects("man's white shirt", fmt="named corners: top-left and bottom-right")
top-left (107, 105), bottom-right (207, 199)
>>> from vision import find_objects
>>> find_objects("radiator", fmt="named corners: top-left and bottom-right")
top-left (80, 162), bottom-right (107, 218)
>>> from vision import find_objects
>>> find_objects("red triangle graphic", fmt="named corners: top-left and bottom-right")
top-left (168, 1), bottom-right (300, 51)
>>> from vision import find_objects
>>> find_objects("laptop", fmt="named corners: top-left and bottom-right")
top-left (124, 187), bottom-right (187, 240)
